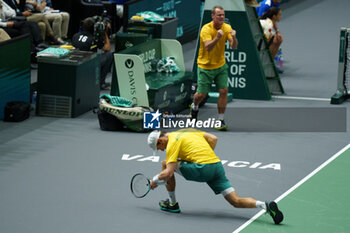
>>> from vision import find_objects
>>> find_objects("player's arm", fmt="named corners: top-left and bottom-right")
top-left (228, 29), bottom-right (238, 49)
top-left (158, 162), bottom-right (176, 181)
top-left (150, 162), bottom-right (176, 189)
top-left (203, 132), bottom-right (218, 150)
top-left (204, 29), bottom-right (224, 52)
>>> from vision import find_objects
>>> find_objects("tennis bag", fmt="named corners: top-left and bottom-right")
top-left (3, 101), bottom-right (31, 122)
top-left (99, 98), bottom-right (153, 132)
top-left (95, 95), bottom-right (134, 131)
top-left (96, 109), bottom-right (127, 131)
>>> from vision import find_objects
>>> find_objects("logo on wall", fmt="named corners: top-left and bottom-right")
top-left (125, 41), bottom-right (133, 48)
top-left (143, 110), bottom-right (162, 129)
top-left (125, 59), bottom-right (134, 69)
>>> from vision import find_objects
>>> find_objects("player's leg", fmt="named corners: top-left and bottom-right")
top-left (159, 160), bottom-right (180, 213)
top-left (193, 92), bottom-right (208, 107)
top-left (207, 171), bottom-right (258, 208)
top-left (208, 162), bottom-right (283, 224)
top-left (214, 64), bottom-right (229, 130)
top-left (215, 65), bottom-right (229, 115)
top-left (190, 67), bottom-right (212, 119)
top-left (223, 190), bottom-right (260, 208)
top-left (217, 88), bottom-right (228, 115)
top-left (195, 67), bottom-right (213, 104)
top-left (223, 189), bottom-right (283, 224)
top-left (162, 159), bottom-right (175, 193)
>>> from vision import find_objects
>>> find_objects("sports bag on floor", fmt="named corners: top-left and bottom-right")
top-left (95, 109), bottom-right (128, 131)
top-left (99, 98), bottom-right (153, 132)
top-left (4, 101), bottom-right (31, 122)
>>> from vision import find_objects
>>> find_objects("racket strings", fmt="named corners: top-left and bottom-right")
top-left (131, 174), bottom-right (150, 198)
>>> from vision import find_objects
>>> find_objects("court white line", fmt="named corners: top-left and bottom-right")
top-left (272, 95), bottom-right (331, 102)
top-left (232, 143), bottom-right (350, 233)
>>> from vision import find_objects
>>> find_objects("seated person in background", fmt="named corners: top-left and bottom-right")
top-left (1, 0), bottom-right (47, 54)
top-left (259, 7), bottom-right (283, 73)
top-left (25, 0), bottom-right (69, 42)
top-left (72, 17), bottom-right (113, 90)
top-left (3, 0), bottom-right (62, 44)
top-left (256, 0), bottom-right (282, 17)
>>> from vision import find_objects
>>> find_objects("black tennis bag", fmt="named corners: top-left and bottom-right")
top-left (4, 101), bottom-right (31, 122)
top-left (96, 109), bottom-right (127, 131)
top-left (99, 99), bottom-right (153, 132)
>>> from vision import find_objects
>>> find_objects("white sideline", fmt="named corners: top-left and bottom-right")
top-left (232, 143), bottom-right (350, 233)
top-left (272, 95), bottom-right (331, 102)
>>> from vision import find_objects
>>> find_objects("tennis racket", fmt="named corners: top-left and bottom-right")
top-left (130, 173), bottom-right (151, 198)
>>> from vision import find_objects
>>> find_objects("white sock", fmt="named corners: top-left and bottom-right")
top-left (256, 201), bottom-right (266, 210)
top-left (218, 114), bottom-right (224, 121)
top-left (168, 191), bottom-right (177, 204)
top-left (192, 104), bottom-right (199, 111)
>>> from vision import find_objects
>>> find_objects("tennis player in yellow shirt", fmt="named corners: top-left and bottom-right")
top-left (190, 5), bottom-right (238, 131)
top-left (148, 129), bottom-right (283, 224)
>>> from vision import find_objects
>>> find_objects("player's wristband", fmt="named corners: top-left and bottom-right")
top-left (152, 174), bottom-right (167, 185)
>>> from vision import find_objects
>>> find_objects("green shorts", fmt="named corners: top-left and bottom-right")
top-left (178, 161), bottom-right (233, 195)
top-left (197, 64), bottom-right (229, 94)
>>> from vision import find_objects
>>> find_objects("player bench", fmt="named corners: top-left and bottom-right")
top-left (111, 38), bottom-right (193, 113)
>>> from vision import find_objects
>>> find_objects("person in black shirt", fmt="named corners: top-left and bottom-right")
top-left (72, 17), bottom-right (113, 90)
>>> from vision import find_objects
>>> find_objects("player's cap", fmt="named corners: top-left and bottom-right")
top-left (147, 130), bottom-right (161, 155)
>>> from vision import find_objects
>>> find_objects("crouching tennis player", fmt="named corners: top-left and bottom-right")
top-left (147, 129), bottom-right (283, 224)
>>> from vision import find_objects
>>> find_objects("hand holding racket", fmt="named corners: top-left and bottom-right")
top-left (130, 173), bottom-right (167, 198)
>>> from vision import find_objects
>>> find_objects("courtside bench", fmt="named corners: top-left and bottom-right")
top-left (111, 38), bottom-right (193, 113)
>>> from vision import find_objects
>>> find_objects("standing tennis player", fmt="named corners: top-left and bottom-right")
top-left (147, 129), bottom-right (284, 224)
top-left (190, 5), bottom-right (238, 131)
